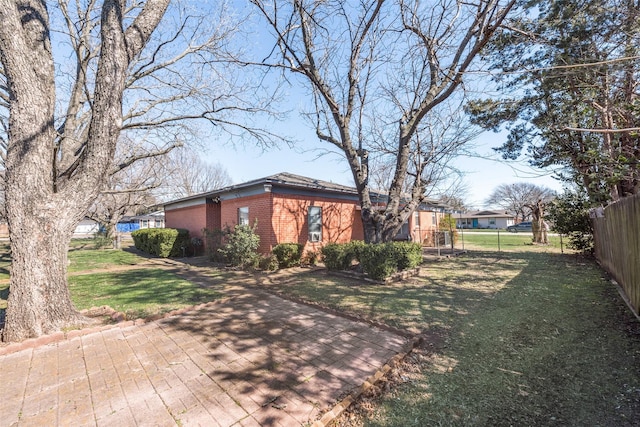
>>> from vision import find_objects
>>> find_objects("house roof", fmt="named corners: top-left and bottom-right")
top-left (163, 172), bottom-right (454, 211)
top-left (457, 210), bottom-right (515, 219)
top-left (164, 172), bottom-right (367, 207)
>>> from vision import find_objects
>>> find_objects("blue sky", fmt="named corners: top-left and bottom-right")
top-left (201, 123), bottom-right (564, 210)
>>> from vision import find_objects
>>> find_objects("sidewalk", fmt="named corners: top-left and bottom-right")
top-left (0, 288), bottom-right (408, 426)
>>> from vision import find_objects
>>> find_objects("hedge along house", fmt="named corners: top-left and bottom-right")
top-left (163, 172), bottom-right (449, 254)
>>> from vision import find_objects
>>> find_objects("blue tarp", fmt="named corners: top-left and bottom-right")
top-left (117, 223), bottom-right (140, 232)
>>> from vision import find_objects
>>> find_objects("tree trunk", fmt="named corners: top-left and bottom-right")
top-left (3, 204), bottom-right (86, 342)
top-left (531, 199), bottom-right (548, 245)
top-left (0, 0), bottom-right (169, 341)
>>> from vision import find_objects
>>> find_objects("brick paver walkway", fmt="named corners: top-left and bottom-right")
top-left (0, 290), bottom-right (407, 426)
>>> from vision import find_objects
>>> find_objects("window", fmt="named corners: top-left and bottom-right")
top-left (413, 211), bottom-right (420, 227)
top-left (308, 206), bottom-right (322, 242)
top-left (238, 207), bottom-right (249, 226)
top-left (140, 219), bottom-right (149, 228)
top-left (432, 212), bottom-right (437, 225)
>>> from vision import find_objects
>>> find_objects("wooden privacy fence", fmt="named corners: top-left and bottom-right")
top-left (592, 192), bottom-right (640, 315)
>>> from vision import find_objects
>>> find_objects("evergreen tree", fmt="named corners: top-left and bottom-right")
top-left (467, 0), bottom-right (640, 203)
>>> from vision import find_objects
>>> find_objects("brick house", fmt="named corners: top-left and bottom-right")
top-left (164, 172), bottom-right (447, 253)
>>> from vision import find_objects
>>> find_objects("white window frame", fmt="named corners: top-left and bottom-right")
top-left (238, 207), bottom-right (249, 226)
top-left (308, 206), bottom-right (322, 242)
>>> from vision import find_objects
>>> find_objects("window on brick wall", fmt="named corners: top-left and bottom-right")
top-left (238, 207), bottom-right (249, 226)
top-left (308, 206), bottom-right (322, 242)
top-left (413, 211), bottom-right (420, 227)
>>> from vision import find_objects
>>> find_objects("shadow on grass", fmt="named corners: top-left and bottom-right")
top-left (365, 250), bottom-right (640, 426)
top-left (0, 246), bottom-right (11, 278)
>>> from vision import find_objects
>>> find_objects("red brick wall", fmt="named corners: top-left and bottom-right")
top-left (271, 194), bottom-right (363, 254)
top-left (166, 191), bottom-right (366, 255)
top-left (220, 193), bottom-right (277, 254)
top-left (165, 203), bottom-right (207, 239)
top-left (409, 210), bottom-right (446, 244)
top-left (206, 202), bottom-right (221, 231)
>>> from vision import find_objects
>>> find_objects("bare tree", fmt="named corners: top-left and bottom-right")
top-left (250, 0), bottom-right (516, 243)
top-left (159, 147), bottom-right (233, 200)
top-left (0, 0), bottom-right (276, 341)
top-left (485, 182), bottom-right (556, 221)
top-left (87, 138), bottom-right (163, 246)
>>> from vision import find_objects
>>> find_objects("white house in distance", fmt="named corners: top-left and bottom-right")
top-left (74, 217), bottom-right (100, 236)
top-left (456, 210), bottom-right (516, 229)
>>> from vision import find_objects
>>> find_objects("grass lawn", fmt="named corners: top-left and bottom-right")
top-left (68, 268), bottom-right (221, 320)
top-left (458, 230), bottom-right (566, 252)
top-left (0, 234), bottom-right (638, 425)
top-left (272, 247), bottom-right (640, 426)
top-left (67, 247), bottom-right (144, 272)
top-left (0, 239), bottom-right (223, 322)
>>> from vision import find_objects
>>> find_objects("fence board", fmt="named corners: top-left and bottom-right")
top-left (593, 193), bottom-right (640, 315)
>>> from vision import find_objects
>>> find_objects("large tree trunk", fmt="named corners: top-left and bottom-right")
top-left (3, 206), bottom-right (86, 342)
top-left (0, 0), bottom-right (169, 342)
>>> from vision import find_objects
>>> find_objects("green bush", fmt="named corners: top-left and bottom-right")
top-left (258, 254), bottom-right (279, 271)
top-left (131, 228), bottom-right (190, 258)
top-left (218, 224), bottom-right (260, 268)
top-left (391, 241), bottom-right (423, 270)
top-left (347, 240), bottom-right (367, 260)
top-left (359, 243), bottom-right (398, 281)
top-left (546, 190), bottom-right (594, 253)
top-left (92, 231), bottom-right (112, 249)
top-left (320, 240), bottom-right (421, 280)
top-left (272, 243), bottom-right (303, 268)
top-left (321, 243), bottom-right (356, 271)
top-left (302, 250), bottom-right (319, 266)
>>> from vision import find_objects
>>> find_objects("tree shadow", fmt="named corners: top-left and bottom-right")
top-left (355, 249), bottom-right (640, 425)
top-left (156, 283), bottom-right (408, 425)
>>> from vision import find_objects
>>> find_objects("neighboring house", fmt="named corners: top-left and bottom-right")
top-left (456, 210), bottom-right (516, 229)
top-left (164, 172), bottom-right (448, 254)
top-left (74, 217), bottom-right (100, 236)
top-left (118, 211), bottom-right (165, 232)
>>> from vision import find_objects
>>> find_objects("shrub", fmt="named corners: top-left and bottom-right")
top-left (546, 191), bottom-right (594, 253)
top-left (439, 213), bottom-right (459, 246)
top-left (359, 243), bottom-right (398, 280)
top-left (272, 243), bottom-right (303, 268)
top-left (202, 227), bottom-right (228, 262)
top-left (302, 250), bottom-right (319, 266)
top-left (347, 240), bottom-right (367, 260)
top-left (131, 228), bottom-right (190, 258)
top-left (321, 243), bottom-right (358, 271)
top-left (258, 254), bottom-right (279, 271)
top-left (391, 241), bottom-right (423, 270)
top-left (218, 224), bottom-right (260, 268)
top-left (92, 231), bottom-right (112, 249)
